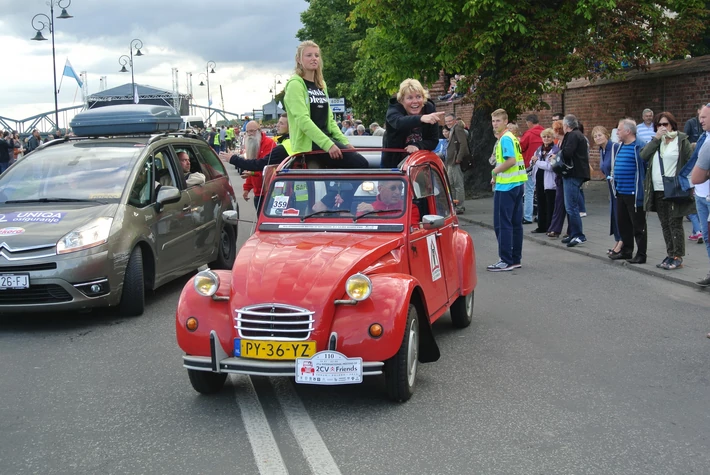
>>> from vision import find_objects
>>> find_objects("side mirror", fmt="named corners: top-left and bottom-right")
top-left (422, 214), bottom-right (445, 229)
top-left (155, 186), bottom-right (181, 212)
top-left (222, 209), bottom-right (239, 226)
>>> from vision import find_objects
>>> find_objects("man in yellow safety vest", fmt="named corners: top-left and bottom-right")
top-left (488, 108), bottom-right (527, 272)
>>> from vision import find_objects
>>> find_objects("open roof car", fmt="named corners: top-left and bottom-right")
top-left (0, 105), bottom-right (238, 316)
top-left (176, 148), bottom-right (477, 402)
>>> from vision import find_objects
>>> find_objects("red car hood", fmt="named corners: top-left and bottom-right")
top-left (231, 232), bottom-right (403, 308)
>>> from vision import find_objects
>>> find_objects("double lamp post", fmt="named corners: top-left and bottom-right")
top-left (30, 0), bottom-right (74, 130)
top-left (198, 61), bottom-right (217, 124)
top-left (119, 38), bottom-right (145, 103)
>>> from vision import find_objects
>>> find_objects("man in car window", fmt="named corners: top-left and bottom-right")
top-left (357, 180), bottom-right (420, 221)
top-left (178, 151), bottom-right (205, 186)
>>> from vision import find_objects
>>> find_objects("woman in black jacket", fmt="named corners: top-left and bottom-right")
top-left (381, 78), bottom-right (443, 168)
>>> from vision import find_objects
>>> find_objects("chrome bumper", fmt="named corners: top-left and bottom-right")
top-left (182, 330), bottom-right (384, 378)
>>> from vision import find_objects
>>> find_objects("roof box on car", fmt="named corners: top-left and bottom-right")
top-left (70, 104), bottom-right (182, 137)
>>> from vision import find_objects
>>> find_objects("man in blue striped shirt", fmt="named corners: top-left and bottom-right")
top-left (610, 119), bottom-right (648, 263)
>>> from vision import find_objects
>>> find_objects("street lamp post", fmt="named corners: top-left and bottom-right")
top-left (30, 0), bottom-right (73, 130)
top-left (198, 61), bottom-right (216, 124)
top-left (269, 74), bottom-right (282, 120)
top-left (119, 38), bottom-right (144, 103)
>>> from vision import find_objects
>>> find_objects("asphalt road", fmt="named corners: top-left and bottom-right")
top-left (1, 168), bottom-right (709, 475)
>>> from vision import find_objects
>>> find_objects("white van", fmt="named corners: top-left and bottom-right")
top-left (180, 115), bottom-right (205, 131)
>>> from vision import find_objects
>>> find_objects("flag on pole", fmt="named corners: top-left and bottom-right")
top-left (62, 59), bottom-right (83, 88)
top-left (133, 84), bottom-right (139, 104)
top-left (208, 96), bottom-right (213, 106)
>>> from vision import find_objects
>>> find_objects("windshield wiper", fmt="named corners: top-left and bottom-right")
top-left (4, 198), bottom-right (107, 205)
top-left (300, 209), bottom-right (349, 221)
top-left (352, 209), bottom-right (398, 222)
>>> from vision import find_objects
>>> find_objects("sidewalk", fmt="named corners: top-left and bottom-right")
top-left (459, 180), bottom-right (710, 291)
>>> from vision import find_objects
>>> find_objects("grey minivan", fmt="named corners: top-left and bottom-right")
top-left (0, 132), bottom-right (238, 315)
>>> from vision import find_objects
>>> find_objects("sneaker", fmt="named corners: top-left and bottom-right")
top-left (522, 219), bottom-right (533, 224)
top-left (455, 206), bottom-right (465, 214)
top-left (486, 261), bottom-right (515, 272)
top-left (688, 231), bottom-right (702, 241)
top-left (698, 236), bottom-right (705, 244)
top-left (561, 235), bottom-right (572, 244)
top-left (656, 257), bottom-right (672, 268)
top-left (566, 236), bottom-right (586, 247)
top-left (696, 274), bottom-right (710, 287)
top-left (509, 263), bottom-right (522, 269)
top-left (579, 212), bottom-right (587, 217)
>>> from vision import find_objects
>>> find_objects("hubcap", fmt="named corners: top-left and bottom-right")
top-left (465, 292), bottom-right (473, 318)
top-left (406, 317), bottom-right (418, 387)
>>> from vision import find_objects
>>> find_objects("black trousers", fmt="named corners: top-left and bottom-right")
top-left (309, 141), bottom-right (368, 168)
top-left (616, 193), bottom-right (647, 258)
top-left (534, 169), bottom-right (547, 231)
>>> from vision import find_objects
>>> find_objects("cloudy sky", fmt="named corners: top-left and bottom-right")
top-left (0, 0), bottom-right (308, 127)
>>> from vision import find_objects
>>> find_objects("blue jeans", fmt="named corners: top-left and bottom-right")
top-left (493, 184), bottom-right (524, 265)
top-left (0, 162), bottom-right (9, 174)
top-left (562, 176), bottom-right (585, 239)
top-left (695, 194), bottom-right (710, 264)
top-left (579, 187), bottom-right (586, 213)
top-left (524, 174), bottom-right (535, 221)
top-left (687, 213), bottom-right (701, 234)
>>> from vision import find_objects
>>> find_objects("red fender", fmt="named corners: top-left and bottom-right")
top-left (330, 274), bottom-right (418, 362)
top-left (176, 270), bottom-right (233, 356)
top-left (454, 230), bottom-right (477, 295)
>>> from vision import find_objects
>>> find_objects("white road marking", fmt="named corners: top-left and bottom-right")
top-left (234, 375), bottom-right (289, 475)
top-left (272, 379), bottom-right (343, 475)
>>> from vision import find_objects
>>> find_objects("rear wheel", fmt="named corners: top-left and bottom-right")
top-left (118, 246), bottom-right (145, 317)
top-left (450, 290), bottom-right (474, 328)
top-left (187, 369), bottom-right (227, 395)
top-left (384, 304), bottom-right (419, 402)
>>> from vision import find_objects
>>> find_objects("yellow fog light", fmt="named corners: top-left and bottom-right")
top-left (369, 323), bottom-right (383, 338)
top-left (194, 270), bottom-right (220, 297)
top-left (186, 317), bottom-right (199, 332)
top-left (345, 273), bottom-right (372, 301)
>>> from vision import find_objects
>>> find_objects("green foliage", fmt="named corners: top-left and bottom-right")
top-left (351, 0), bottom-right (707, 119)
top-left (297, 0), bottom-right (390, 123)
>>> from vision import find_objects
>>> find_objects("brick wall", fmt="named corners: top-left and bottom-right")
top-left (431, 56), bottom-right (710, 180)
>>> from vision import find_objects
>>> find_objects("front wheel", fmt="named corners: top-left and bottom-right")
top-left (187, 369), bottom-right (227, 395)
top-left (210, 224), bottom-right (236, 270)
top-left (384, 303), bottom-right (419, 402)
top-left (450, 290), bottom-right (474, 328)
top-left (118, 246), bottom-right (145, 317)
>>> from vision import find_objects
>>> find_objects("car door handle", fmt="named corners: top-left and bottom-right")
top-left (211, 194), bottom-right (219, 201)
top-left (182, 205), bottom-right (191, 212)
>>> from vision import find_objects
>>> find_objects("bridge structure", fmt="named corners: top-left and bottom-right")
top-left (1, 104), bottom-right (244, 137)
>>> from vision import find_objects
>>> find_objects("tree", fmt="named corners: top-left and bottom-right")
top-left (297, 0), bottom-right (390, 123)
top-left (351, 0), bottom-right (708, 191)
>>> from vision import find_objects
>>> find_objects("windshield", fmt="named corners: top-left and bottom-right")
top-left (0, 142), bottom-right (141, 204)
top-left (262, 177), bottom-right (408, 219)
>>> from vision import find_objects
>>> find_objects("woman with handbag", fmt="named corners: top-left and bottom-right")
top-left (530, 128), bottom-right (558, 234)
top-left (639, 112), bottom-right (694, 270)
top-left (593, 126), bottom-right (623, 256)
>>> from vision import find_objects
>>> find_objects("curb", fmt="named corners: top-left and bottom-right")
top-left (457, 215), bottom-right (709, 292)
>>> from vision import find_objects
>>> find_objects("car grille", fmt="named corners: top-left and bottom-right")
top-left (0, 263), bottom-right (58, 272)
top-left (235, 303), bottom-right (315, 341)
top-left (0, 285), bottom-right (72, 305)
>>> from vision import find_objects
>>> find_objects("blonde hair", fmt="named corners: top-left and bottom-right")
top-left (591, 125), bottom-right (610, 140)
top-left (540, 128), bottom-right (555, 138)
top-left (491, 108), bottom-right (508, 121)
top-left (295, 40), bottom-right (325, 90)
top-left (396, 78), bottom-right (429, 103)
top-left (506, 123), bottom-right (520, 137)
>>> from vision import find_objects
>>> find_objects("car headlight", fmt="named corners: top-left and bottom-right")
top-left (345, 273), bottom-right (372, 301)
top-left (56, 217), bottom-right (113, 254)
top-left (194, 269), bottom-right (220, 297)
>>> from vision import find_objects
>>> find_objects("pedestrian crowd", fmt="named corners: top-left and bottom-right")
top-left (487, 103), bottom-right (710, 291)
top-left (0, 127), bottom-right (67, 173)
